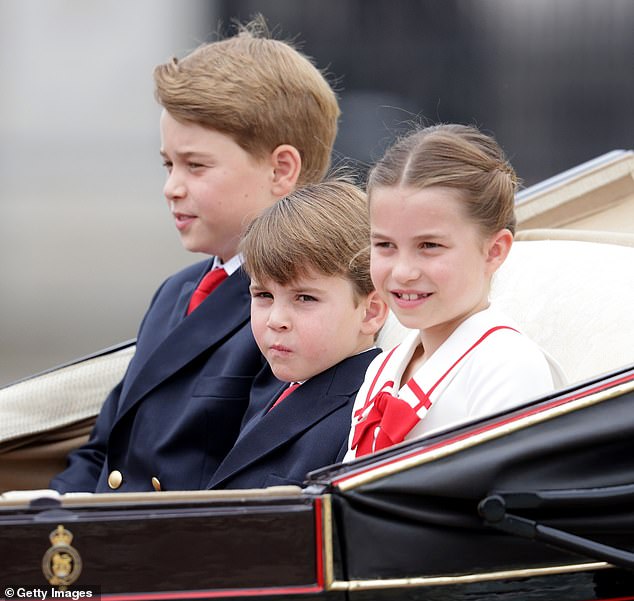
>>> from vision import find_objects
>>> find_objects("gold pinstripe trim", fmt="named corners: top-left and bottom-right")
top-left (337, 378), bottom-right (634, 491)
top-left (327, 561), bottom-right (609, 591)
top-left (320, 494), bottom-right (335, 588)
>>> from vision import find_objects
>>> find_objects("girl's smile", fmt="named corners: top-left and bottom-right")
top-left (391, 290), bottom-right (433, 308)
top-left (370, 184), bottom-right (510, 358)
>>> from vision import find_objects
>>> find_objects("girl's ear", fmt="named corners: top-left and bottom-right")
top-left (360, 290), bottom-right (389, 337)
top-left (270, 144), bottom-right (302, 198)
top-left (485, 228), bottom-right (513, 273)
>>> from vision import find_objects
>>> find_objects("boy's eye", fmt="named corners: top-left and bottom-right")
top-left (421, 242), bottom-right (440, 249)
top-left (297, 294), bottom-right (317, 302)
top-left (162, 160), bottom-right (173, 171)
top-left (188, 162), bottom-right (204, 170)
top-left (373, 241), bottom-right (393, 249)
top-left (251, 291), bottom-right (273, 299)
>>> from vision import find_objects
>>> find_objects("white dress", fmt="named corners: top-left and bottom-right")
top-left (344, 306), bottom-right (566, 461)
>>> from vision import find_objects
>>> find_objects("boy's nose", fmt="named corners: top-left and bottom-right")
top-left (267, 305), bottom-right (291, 330)
top-left (163, 171), bottom-right (186, 200)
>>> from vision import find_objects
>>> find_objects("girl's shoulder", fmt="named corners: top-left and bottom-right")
top-left (465, 311), bottom-right (567, 388)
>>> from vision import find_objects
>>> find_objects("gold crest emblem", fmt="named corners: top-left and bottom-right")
top-left (42, 525), bottom-right (82, 586)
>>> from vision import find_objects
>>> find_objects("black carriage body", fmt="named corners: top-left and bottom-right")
top-left (321, 366), bottom-right (634, 600)
top-left (0, 492), bottom-right (330, 598)
top-left (2, 366), bottom-right (634, 600)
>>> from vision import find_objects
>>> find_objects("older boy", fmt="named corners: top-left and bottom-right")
top-left (207, 181), bottom-right (387, 489)
top-left (50, 20), bottom-right (339, 493)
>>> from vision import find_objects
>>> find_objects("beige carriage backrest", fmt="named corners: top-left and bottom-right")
top-left (0, 344), bottom-right (135, 445)
top-left (376, 229), bottom-right (634, 385)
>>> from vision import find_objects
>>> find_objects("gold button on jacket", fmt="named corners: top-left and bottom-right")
top-left (151, 477), bottom-right (162, 492)
top-left (107, 470), bottom-right (123, 489)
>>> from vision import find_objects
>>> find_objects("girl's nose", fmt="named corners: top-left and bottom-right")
top-left (391, 254), bottom-right (421, 283)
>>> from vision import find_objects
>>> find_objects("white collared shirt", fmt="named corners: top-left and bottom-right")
top-left (212, 253), bottom-right (243, 276)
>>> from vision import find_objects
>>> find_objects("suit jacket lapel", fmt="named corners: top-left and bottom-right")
top-left (207, 350), bottom-right (380, 488)
top-left (117, 269), bottom-right (252, 419)
top-left (171, 279), bottom-right (197, 328)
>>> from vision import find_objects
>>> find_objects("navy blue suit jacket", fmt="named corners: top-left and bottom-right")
top-left (50, 258), bottom-right (278, 493)
top-left (207, 348), bottom-right (381, 490)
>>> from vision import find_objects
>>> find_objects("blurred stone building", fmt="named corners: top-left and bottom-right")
top-left (1, 0), bottom-right (633, 384)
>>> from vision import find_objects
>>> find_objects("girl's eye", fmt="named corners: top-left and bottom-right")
top-left (421, 242), bottom-right (440, 249)
top-left (373, 241), bottom-right (393, 249)
top-left (162, 160), bottom-right (173, 171)
top-left (297, 294), bottom-right (317, 302)
top-left (188, 162), bottom-right (204, 170)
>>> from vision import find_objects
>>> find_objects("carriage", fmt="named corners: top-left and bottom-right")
top-left (1, 151), bottom-right (633, 600)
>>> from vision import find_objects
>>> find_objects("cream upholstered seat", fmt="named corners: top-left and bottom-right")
top-left (0, 344), bottom-right (135, 491)
top-left (377, 230), bottom-right (634, 385)
top-left (1, 230), bottom-right (633, 491)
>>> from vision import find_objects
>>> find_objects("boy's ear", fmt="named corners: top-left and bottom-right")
top-left (485, 228), bottom-right (513, 273)
top-left (360, 290), bottom-right (389, 337)
top-left (270, 144), bottom-right (302, 198)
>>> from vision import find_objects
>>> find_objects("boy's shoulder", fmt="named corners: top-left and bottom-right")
top-left (151, 258), bottom-right (217, 303)
top-left (167, 258), bottom-right (214, 283)
top-left (318, 348), bottom-right (382, 395)
top-left (154, 259), bottom-right (218, 295)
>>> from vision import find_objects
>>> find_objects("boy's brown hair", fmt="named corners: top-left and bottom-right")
top-left (241, 180), bottom-right (373, 301)
top-left (153, 17), bottom-right (340, 186)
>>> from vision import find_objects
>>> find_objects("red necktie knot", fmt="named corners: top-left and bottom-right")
top-left (187, 268), bottom-right (228, 314)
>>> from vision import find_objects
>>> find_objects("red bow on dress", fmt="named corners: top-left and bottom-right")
top-left (351, 390), bottom-right (425, 457)
top-left (350, 325), bottom-right (519, 459)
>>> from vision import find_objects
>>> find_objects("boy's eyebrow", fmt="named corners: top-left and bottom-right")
top-left (287, 283), bottom-right (327, 294)
top-left (159, 149), bottom-right (213, 160)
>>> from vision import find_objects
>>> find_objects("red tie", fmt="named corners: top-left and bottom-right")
top-left (269, 382), bottom-right (301, 412)
top-left (187, 268), bottom-right (228, 315)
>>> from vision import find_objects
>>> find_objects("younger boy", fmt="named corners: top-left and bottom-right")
top-left (50, 19), bottom-right (340, 493)
top-left (207, 181), bottom-right (388, 489)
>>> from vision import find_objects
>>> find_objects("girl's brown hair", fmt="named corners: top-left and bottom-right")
top-left (367, 124), bottom-right (518, 235)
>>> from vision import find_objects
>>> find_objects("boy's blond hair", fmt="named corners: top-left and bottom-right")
top-left (241, 180), bottom-right (372, 301)
top-left (153, 18), bottom-right (340, 186)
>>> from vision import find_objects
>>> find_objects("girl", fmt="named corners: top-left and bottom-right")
top-left (345, 124), bottom-right (566, 459)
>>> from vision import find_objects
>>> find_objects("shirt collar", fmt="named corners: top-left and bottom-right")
top-left (212, 253), bottom-right (243, 276)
